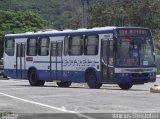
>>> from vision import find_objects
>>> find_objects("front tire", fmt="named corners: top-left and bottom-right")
top-left (57, 81), bottom-right (72, 87)
top-left (118, 83), bottom-right (133, 90)
top-left (2, 73), bottom-right (8, 79)
top-left (28, 69), bottom-right (45, 86)
top-left (86, 71), bottom-right (102, 89)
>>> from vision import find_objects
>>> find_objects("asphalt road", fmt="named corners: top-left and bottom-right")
top-left (0, 78), bottom-right (160, 119)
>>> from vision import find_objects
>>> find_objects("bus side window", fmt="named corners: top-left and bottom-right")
top-left (27, 38), bottom-right (37, 56)
top-left (16, 44), bottom-right (21, 57)
top-left (57, 42), bottom-right (62, 56)
top-left (84, 35), bottom-right (99, 55)
top-left (5, 39), bottom-right (15, 56)
top-left (64, 36), bottom-right (69, 56)
top-left (38, 37), bottom-right (49, 56)
top-left (68, 36), bottom-right (83, 56)
top-left (108, 40), bottom-right (113, 65)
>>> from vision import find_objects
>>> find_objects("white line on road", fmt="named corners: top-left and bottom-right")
top-left (0, 92), bottom-right (95, 119)
top-left (0, 87), bottom-right (29, 91)
top-left (29, 94), bottom-right (70, 98)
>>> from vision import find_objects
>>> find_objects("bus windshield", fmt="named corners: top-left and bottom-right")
top-left (116, 36), bottom-right (155, 66)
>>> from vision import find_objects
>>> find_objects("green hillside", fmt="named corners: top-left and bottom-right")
top-left (0, 0), bottom-right (81, 30)
top-left (0, 0), bottom-right (160, 56)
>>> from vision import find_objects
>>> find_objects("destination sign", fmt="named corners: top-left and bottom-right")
top-left (118, 29), bottom-right (148, 35)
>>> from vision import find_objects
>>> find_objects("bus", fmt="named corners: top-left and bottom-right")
top-left (3, 27), bottom-right (156, 90)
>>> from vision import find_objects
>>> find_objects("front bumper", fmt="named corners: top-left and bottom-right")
top-left (114, 72), bottom-right (156, 84)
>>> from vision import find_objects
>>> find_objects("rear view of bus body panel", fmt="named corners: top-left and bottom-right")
top-left (4, 38), bottom-right (27, 79)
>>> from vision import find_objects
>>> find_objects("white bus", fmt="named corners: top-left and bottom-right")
top-left (3, 27), bottom-right (156, 90)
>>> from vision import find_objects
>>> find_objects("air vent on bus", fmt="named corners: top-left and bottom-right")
top-left (25, 32), bottom-right (34, 34)
top-left (77, 28), bottom-right (87, 31)
top-left (63, 29), bottom-right (73, 31)
top-left (92, 27), bottom-right (101, 29)
top-left (42, 29), bottom-right (59, 32)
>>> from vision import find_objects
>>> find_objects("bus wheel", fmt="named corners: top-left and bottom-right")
top-left (28, 69), bottom-right (45, 86)
top-left (56, 81), bottom-right (72, 87)
top-left (86, 71), bottom-right (102, 89)
top-left (2, 73), bottom-right (8, 79)
top-left (118, 83), bottom-right (133, 90)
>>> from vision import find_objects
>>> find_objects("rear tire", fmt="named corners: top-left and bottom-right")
top-left (28, 69), bottom-right (45, 86)
top-left (57, 81), bottom-right (72, 87)
top-left (2, 73), bottom-right (8, 79)
top-left (118, 83), bottom-right (133, 90)
top-left (86, 71), bottom-right (102, 89)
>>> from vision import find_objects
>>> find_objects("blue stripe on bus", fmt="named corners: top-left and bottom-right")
top-left (33, 61), bottom-right (99, 64)
top-left (4, 69), bottom-right (101, 83)
top-left (4, 68), bottom-right (155, 84)
top-left (115, 65), bottom-right (156, 68)
top-left (33, 61), bottom-right (63, 63)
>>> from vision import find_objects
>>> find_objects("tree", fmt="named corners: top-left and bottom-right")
top-left (88, 0), bottom-right (160, 54)
top-left (0, 10), bottom-right (48, 57)
top-left (0, 0), bottom-right (81, 30)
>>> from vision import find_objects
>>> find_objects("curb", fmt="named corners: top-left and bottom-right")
top-left (150, 85), bottom-right (160, 93)
top-left (156, 75), bottom-right (160, 78)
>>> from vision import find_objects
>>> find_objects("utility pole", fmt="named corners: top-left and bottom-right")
top-left (81, 0), bottom-right (89, 28)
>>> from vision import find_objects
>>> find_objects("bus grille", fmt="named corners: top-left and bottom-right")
top-left (131, 73), bottom-right (149, 77)
top-left (131, 73), bottom-right (149, 84)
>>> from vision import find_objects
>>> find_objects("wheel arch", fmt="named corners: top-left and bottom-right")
top-left (85, 67), bottom-right (98, 82)
top-left (27, 66), bottom-right (38, 79)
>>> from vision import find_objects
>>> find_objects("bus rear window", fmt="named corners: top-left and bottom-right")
top-left (5, 39), bottom-right (15, 56)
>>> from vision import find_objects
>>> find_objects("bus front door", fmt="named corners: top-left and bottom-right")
top-left (101, 39), bottom-right (114, 81)
top-left (50, 41), bottom-right (63, 80)
top-left (16, 43), bottom-right (26, 79)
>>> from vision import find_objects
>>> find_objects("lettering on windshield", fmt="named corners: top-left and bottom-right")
top-left (118, 29), bottom-right (148, 35)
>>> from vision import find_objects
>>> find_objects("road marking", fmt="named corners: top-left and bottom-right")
top-left (0, 92), bottom-right (96, 119)
top-left (0, 87), bottom-right (28, 91)
top-left (29, 94), bottom-right (70, 98)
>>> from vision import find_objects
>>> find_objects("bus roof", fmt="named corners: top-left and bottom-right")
top-left (5, 26), bottom-right (150, 39)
